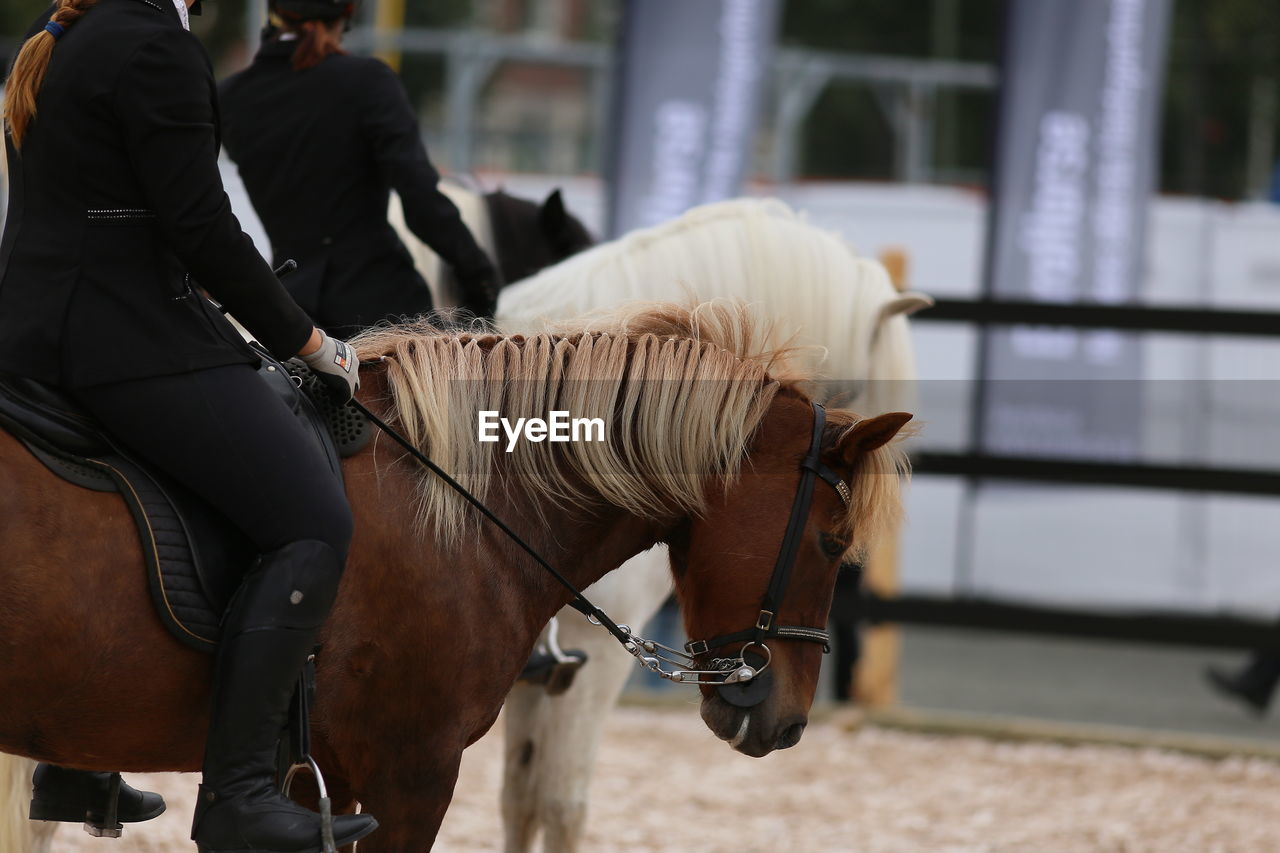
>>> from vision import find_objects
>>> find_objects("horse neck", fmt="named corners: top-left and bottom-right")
top-left (341, 440), bottom-right (670, 648)
top-left (472, 492), bottom-right (671, 637)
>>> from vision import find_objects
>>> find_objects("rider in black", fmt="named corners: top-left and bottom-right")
top-left (219, 0), bottom-right (500, 336)
top-left (1, 1), bottom-right (376, 850)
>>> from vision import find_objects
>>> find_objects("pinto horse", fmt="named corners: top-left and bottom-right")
top-left (389, 182), bottom-right (594, 308)
top-left (0, 302), bottom-right (910, 851)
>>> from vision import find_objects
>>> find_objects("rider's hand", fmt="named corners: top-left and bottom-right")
top-left (457, 278), bottom-right (498, 320)
top-left (456, 257), bottom-right (501, 320)
top-left (299, 328), bottom-right (360, 403)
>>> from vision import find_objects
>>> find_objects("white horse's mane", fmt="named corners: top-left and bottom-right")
top-left (497, 198), bottom-right (929, 415)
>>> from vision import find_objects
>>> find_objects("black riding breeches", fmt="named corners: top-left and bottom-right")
top-left (72, 364), bottom-right (353, 560)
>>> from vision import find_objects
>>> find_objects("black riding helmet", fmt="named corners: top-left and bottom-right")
top-left (270, 0), bottom-right (357, 21)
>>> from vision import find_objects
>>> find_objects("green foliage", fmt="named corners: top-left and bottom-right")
top-left (7, 0), bottom-right (1278, 199)
top-left (2, 0), bottom-right (56, 66)
top-left (193, 0), bottom-right (254, 74)
top-left (2, 0), bottom-right (254, 73)
top-left (1160, 0), bottom-right (1280, 197)
top-left (404, 0), bottom-right (473, 28)
top-left (785, 0), bottom-right (1003, 183)
top-left (800, 83), bottom-right (895, 181)
top-left (2, 0), bottom-right (49, 37)
top-left (786, 0), bottom-right (1280, 198)
top-left (781, 0), bottom-right (1004, 60)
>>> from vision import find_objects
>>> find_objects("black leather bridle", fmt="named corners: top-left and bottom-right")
top-left (681, 402), bottom-right (851, 707)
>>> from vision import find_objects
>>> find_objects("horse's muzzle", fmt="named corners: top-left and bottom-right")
top-left (775, 720), bottom-right (806, 750)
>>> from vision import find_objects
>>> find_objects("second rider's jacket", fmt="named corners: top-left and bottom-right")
top-left (219, 40), bottom-right (498, 335)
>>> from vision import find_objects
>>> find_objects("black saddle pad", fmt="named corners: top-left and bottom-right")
top-left (0, 355), bottom-right (371, 652)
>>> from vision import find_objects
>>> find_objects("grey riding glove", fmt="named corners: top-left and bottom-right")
top-left (300, 330), bottom-right (360, 403)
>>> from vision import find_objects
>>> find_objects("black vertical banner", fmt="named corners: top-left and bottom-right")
top-left (981, 0), bottom-right (1172, 459)
top-left (605, 0), bottom-right (782, 239)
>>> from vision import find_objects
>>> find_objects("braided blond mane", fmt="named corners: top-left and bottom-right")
top-left (354, 301), bottom-right (906, 554)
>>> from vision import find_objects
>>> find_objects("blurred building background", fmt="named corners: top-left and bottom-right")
top-left (4, 0), bottom-right (1277, 199)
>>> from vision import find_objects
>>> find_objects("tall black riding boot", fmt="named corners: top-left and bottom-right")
top-left (191, 540), bottom-right (378, 853)
top-left (1205, 652), bottom-right (1280, 716)
top-left (29, 764), bottom-right (166, 825)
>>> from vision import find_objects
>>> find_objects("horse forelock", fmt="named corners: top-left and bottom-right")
top-left (351, 301), bottom-right (819, 548)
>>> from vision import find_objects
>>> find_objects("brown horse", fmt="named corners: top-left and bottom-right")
top-left (0, 302), bottom-right (910, 851)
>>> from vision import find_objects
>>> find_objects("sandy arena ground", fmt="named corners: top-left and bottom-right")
top-left (44, 705), bottom-right (1280, 853)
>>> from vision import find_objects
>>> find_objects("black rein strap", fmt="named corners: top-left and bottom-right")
top-left (349, 398), bottom-right (633, 646)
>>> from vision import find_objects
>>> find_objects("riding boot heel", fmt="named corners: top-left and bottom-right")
top-left (29, 764), bottom-right (166, 828)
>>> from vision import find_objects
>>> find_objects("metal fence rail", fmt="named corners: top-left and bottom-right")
top-left (852, 296), bottom-right (1280, 648)
top-left (918, 296), bottom-right (1280, 337)
top-left (862, 594), bottom-right (1276, 649)
top-left (914, 451), bottom-right (1280, 496)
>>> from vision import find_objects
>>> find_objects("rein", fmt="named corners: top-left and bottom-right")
top-left (349, 393), bottom-right (849, 696)
top-left (349, 399), bottom-right (632, 644)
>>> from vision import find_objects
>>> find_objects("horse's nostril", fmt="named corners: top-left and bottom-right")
top-left (776, 722), bottom-right (806, 750)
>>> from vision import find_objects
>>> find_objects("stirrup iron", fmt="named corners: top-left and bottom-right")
top-left (279, 658), bottom-right (336, 853)
top-left (282, 757), bottom-right (336, 853)
top-left (82, 774), bottom-right (123, 838)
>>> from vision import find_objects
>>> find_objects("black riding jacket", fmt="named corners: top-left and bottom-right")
top-left (0, 0), bottom-right (313, 387)
top-left (218, 40), bottom-right (497, 334)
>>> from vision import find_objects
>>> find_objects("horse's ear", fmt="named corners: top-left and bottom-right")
top-left (880, 292), bottom-right (934, 321)
top-left (539, 189), bottom-right (568, 235)
top-left (834, 412), bottom-right (912, 465)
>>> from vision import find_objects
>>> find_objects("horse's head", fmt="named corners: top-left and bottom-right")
top-left (665, 391), bottom-right (911, 757)
top-left (486, 188), bottom-right (595, 284)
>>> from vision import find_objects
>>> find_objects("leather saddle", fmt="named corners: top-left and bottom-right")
top-left (0, 351), bottom-right (372, 653)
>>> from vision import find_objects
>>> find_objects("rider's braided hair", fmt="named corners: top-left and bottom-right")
top-left (285, 15), bottom-right (347, 71)
top-left (272, 2), bottom-right (355, 72)
top-left (3, 0), bottom-right (101, 149)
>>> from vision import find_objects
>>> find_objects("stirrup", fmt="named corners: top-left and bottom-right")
top-left (83, 774), bottom-right (123, 839)
top-left (278, 655), bottom-right (337, 853)
top-left (282, 756), bottom-right (337, 853)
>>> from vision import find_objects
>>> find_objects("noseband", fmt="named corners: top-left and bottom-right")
top-left (615, 402), bottom-right (850, 706)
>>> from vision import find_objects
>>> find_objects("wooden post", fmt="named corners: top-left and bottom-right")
top-left (852, 248), bottom-right (909, 708)
top-left (374, 0), bottom-right (406, 72)
top-left (878, 247), bottom-right (909, 294)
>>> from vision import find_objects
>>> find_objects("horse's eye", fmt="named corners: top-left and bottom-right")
top-left (819, 532), bottom-right (848, 559)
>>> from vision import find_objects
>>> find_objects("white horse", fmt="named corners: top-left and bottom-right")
top-left (492, 197), bottom-right (929, 853)
top-left (1, 757), bottom-right (54, 853)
